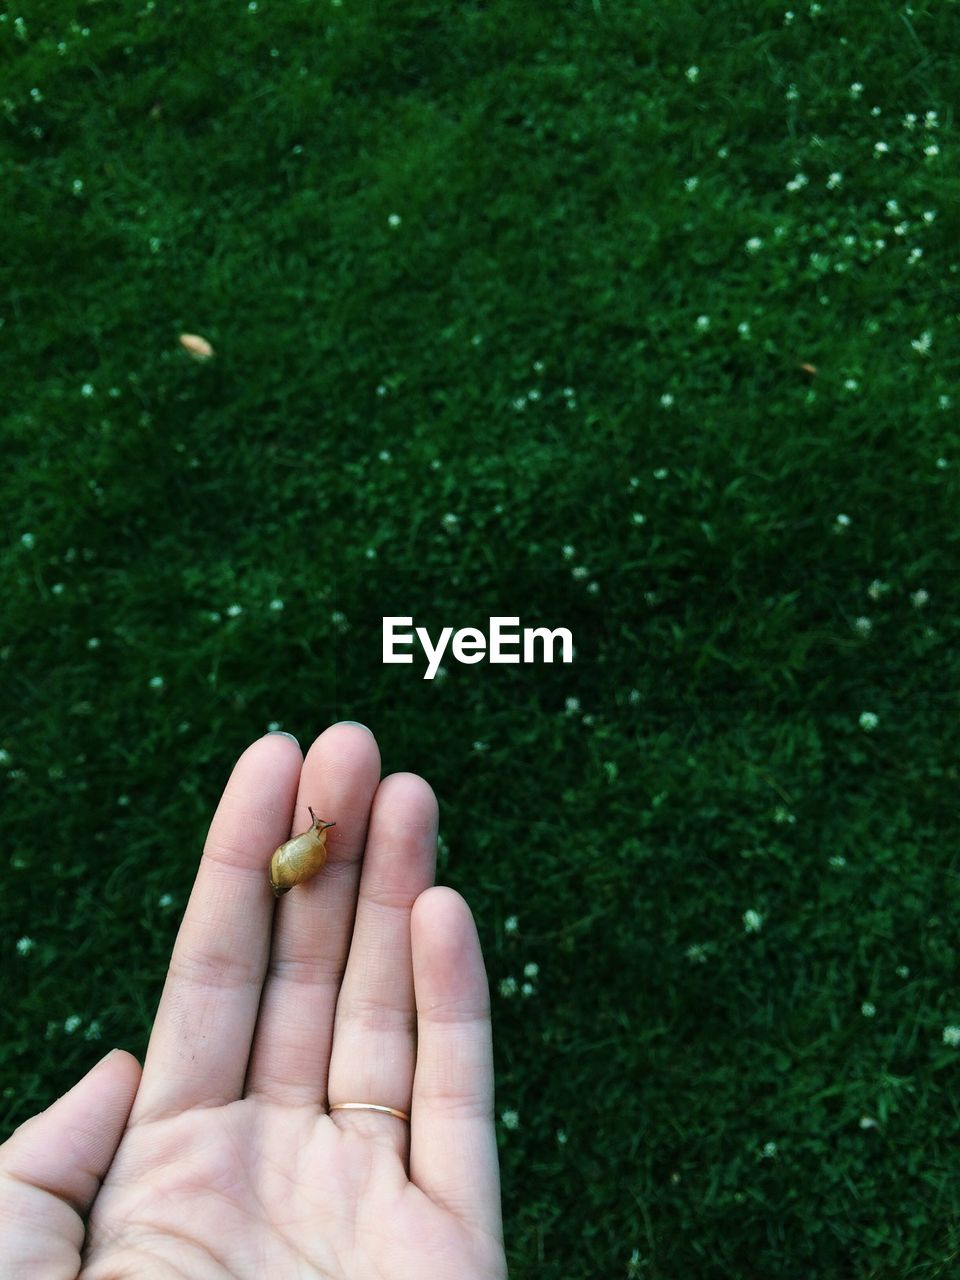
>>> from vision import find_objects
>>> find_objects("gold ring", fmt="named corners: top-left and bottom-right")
top-left (329, 1102), bottom-right (410, 1122)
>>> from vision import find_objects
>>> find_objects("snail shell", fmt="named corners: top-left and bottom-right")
top-left (269, 808), bottom-right (336, 896)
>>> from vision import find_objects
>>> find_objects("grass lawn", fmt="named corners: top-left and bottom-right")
top-left (3, 1), bottom-right (960, 1275)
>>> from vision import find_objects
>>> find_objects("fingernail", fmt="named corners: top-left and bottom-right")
top-left (335, 720), bottom-right (372, 733)
top-left (270, 730), bottom-right (300, 744)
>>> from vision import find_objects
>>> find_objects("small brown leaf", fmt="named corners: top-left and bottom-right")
top-left (179, 333), bottom-right (215, 361)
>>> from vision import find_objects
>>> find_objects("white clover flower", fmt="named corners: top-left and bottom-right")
top-left (911, 330), bottom-right (933, 353)
top-left (686, 943), bottom-right (708, 964)
top-left (936, 457), bottom-right (948, 469)
top-left (743, 909), bottom-right (763, 933)
top-left (527, 388), bottom-right (541, 402)
top-left (430, 457), bottom-right (442, 469)
top-left (829, 855), bottom-right (847, 868)
top-left (378, 449), bottom-right (391, 461)
top-left (632, 513), bottom-right (647, 525)
top-left (696, 314), bottom-right (710, 330)
top-left (745, 237), bottom-right (763, 253)
top-left (16, 937), bottom-right (34, 956)
top-left (501, 1109), bottom-right (520, 1129)
top-left (21, 532), bottom-right (36, 549)
top-left (784, 10), bottom-right (795, 23)
top-left (871, 106), bottom-right (882, 117)
top-left (512, 396), bottom-right (527, 410)
top-left (571, 565), bottom-right (589, 580)
top-left (64, 1015), bottom-right (83, 1034)
top-left (903, 112), bottom-right (917, 130)
top-left (923, 209), bottom-right (937, 223)
top-left (850, 82), bottom-right (864, 97)
top-left (854, 617), bottom-right (872, 635)
top-left (859, 711), bottom-right (879, 731)
top-left (523, 962), bottom-right (539, 978)
top-left (786, 173), bottom-right (809, 192)
top-left (886, 199), bottom-right (901, 215)
top-left (387, 213), bottom-right (401, 227)
top-left (685, 65), bottom-right (700, 82)
top-left (441, 512), bottom-right (459, 530)
top-left (861, 1001), bottom-right (877, 1018)
top-left (84, 1020), bottom-right (102, 1041)
top-left (826, 171), bottom-right (843, 189)
top-left (376, 383), bottom-right (387, 396)
top-left (844, 377), bottom-right (859, 390)
top-left (81, 382), bottom-right (95, 397)
top-left (926, 110), bottom-right (939, 127)
top-left (761, 1141), bottom-right (777, 1158)
top-left (521, 982), bottom-right (535, 997)
top-left (737, 320), bottom-right (751, 337)
top-left (628, 689), bottom-right (641, 705)
top-left (896, 965), bottom-right (910, 978)
top-left (924, 143), bottom-right (940, 157)
top-left (938, 395), bottom-right (951, 408)
top-left (565, 696), bottom-right (581, 714)
top-left (907, 247), bottom-right (923, 264)
top-left (860, 1116), bottom-right (878, 1129)
top-left (149, 675), bottom-right (165, 690)
top-left (873, 141), bottom-right (890, 155)
top-left (684, 176), bottom-right (699, 192)
top-left (943, 1026), bottom-right (960, 1046)
top-left (87, 636), bottom-right (100, 649)
top-left (499, 976), bottom-right (518, 997)
top-left (158, 893), bottom-right (174, 908)
top-left (834, 513), bottom-right (852, 528)
top-left (269, 598), bottom-right (284, 611)
top-left (556, 1128), bottom-right (568, 1145)
top-left (785, 84), bottom-right (799, 102)
top-left (562, 386), bottom-right (576, 398)
top-left (51, 582), bottom-right (64, 596)
top-left (226, 603), bottom-right (243, 617)
top-left (532, 359), bottom-right (545, 373)
top-left (910, 589), bottom-right (929, 608)
top-left (660, 392), bottom-right (675, 407)
top-left (472, 740), bottom-right (489, 753)
top-left (504, 915), bottom-right (519, 934)
top-left (653, 467), bottom-right (668, 480)
top-left (0, 750), bottom-right (9, 765)
top-left (561, 543), bottom-right (575, 559)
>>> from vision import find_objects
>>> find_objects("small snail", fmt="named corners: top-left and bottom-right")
top-left (269, 808), bottom-right (336, 896)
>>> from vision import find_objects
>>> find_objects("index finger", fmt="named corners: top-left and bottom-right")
top-left (130, 732), bottom-right (302, 1124)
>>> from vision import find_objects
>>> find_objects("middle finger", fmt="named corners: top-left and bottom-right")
top-left (243, 722), bottom-right (381, 1104)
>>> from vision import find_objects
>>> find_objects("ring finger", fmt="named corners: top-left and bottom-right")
top-left (326, 771), bottom-right (439, 1159)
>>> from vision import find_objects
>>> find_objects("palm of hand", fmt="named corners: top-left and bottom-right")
top-left (83, 1100), bottom-right (497, 1279)
top-left (0, 727), bottom-right (505, 1280)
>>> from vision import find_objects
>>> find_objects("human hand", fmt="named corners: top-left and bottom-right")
top-left (0, 724), bottom-right (507, 1279)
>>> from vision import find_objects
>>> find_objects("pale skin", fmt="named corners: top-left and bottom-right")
top-left (0, 724), bottom-right (507, 1279)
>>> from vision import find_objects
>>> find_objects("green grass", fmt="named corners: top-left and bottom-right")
top-left (3, 0), bottom-right (960, 1275)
